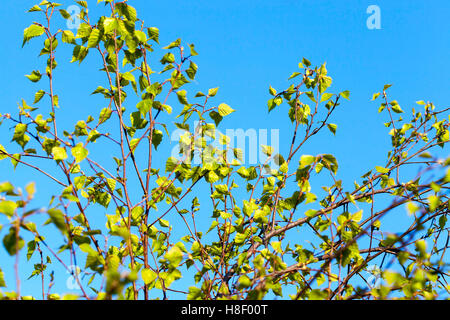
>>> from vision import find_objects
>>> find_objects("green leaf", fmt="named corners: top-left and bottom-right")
top-left (136, 99), bottom-right (152, 115)
top-left (116, 3), bottom-right (137, 21)
top-left (209, 111), bottom-right (223, 127)
top-left (25, 70), bottom-right (42, 83)
top-left (372, 92), bottom-right (380, 101)
top-left (23, 24), bottom-right (45, 47)
top-left (3, 228), bottom-right (25, 256)
top-left (176, 90), bottom-right (188, 105)
top-left (309, 289), bottom-right (328, 300)
top-left (47, 208), bottom-right (68, 234)
top-left (300, 155), bottom-right (315, 167)
top-left (271, 241), bottom-right (282, 253)
top-left (269, 86), bottom-right (277, 96)
top-left (71, 143), bottom-right (89, 163)
top-left (428, 195), bottom-right (441, 212)
top-left (165, 157), bottom-right (178, 173)
top-left (206, 171), bottom-right (219, 183)
top-left (352, 210), bottom-right (363, 222)
top-left (390, 101), bottom-right (404, 113)
top-left (87, 130), bottom-right (101, 143)
top-left (305, 91), bottom-right (316, 102)
top-left (238, 275), bottom-right (252, 288)
top-left (185, 61), bottom-right (198, 80)
top-left (163, 38), bottom-right (181, 50)
top-left (340, 90), bottom-right (350, 100)
top-left (0, 268), bottom-right (5, 287)
top-left (302, 57), bottom-right (311, 67)
top-left (59, 9), bottom-right (71, 19)
top-left (76, 1), bottom-right (88, 8)
top-left (159, 219), bottom-right (170, 228)
top-left (320, 93), bottom-right (333, 103)
top-left (164, 245), bottom-right (183, 268)
top-left (0, 144), bottom-right (7, 160)
top-left (267, 99), bottom-right (276, 112)
top-left (187, 286), bottom-right (202, 300)
top-left (28, 5), bottom-right (42, 12)
top-left (288, 72), bottom-right (301, 80)
top-left (71, 45), bottom-right (88, 64)
top-left (34, 90), bottom-right (46, 104)
top-left (160, 52), bottom-right (175, 64)
top-left (279, 162), bottom-right (288, 173)
top-left (12, 123), bottom-right (29, 148)
top-left (188, 43), bottom-right (198, 56)
top-left (375, 166), bottom-right (390, 174)
top-left (87, 29), bottom-right (101, 48)
top-left (321, 154), bottom-right (338, 174)
top-left (103, 18), bottom-right (118, 34)
top-left (129, 138), bottom-right (140, 152)
top-left (25, 182), bottom-right (36, 200)
top-left (261, 145), bottom-right (274, 157)
top-left (134, 30), bottom-right (147, 44)
top-left (415, 239), bottom-right (427, 256)
top-left (305, 209), bottom-right (318, 218)
top-left (0, 200), bottom-right (17, 217)
top-left (218, 103), bottom-right (235, 117)
top-left (76, 23), bottom-right (92, 39)
top-left (147, 27), bottom-right (159, 43)
top-left (319, 63), bottom-right (327, 75)
top-left (131, 111), bottom-right (149, 131)
top-left (62, 30), bottom-right (76, 44)
top-left (52, 147), bottom-right (68, 161)
top-left (161, 104), bottom-right (172, 115)
top-left (99, 108), bottom-right (112, 124)
top-left (236, 167), bottom-right (249, 179)
top-left (27, 240), bottom-right (36, 261)
top-left (152, 130), bottom-right (163, 150)
top-left (319, 76), bottom-right (332, 93)
top-left (439, 215), bottom-right (447, 229)
top-left (142, 268), bottom-right (157, 285)
top-left (215, 184), bottom-right (229, 194)
top-left (208, 87), bottom-right (219, 97)
top-left (0, 182), bottom-right (14, 195)
top-left (327, 123), bottom-right (337, 135)
top-left (274, 96), bottom-right (283, 106)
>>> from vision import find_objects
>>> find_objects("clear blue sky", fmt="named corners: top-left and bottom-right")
top-left (0, 0), bottom-right (449, 298)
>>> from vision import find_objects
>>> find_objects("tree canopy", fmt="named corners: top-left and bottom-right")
top-left (0, 0), bottom-right (449, 300)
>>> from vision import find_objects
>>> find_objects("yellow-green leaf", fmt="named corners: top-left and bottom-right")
top-left (52, 147), bottom-right (68, 161)
top-left (142, 268), bottom-right (157, 285)
top-left (71, 143), bottom-right (88, 163)
top-left (218, 103), bottom-right (235, 117)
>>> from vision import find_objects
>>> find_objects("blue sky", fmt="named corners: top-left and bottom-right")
top-left (0, 0), bottom-right (449, 299)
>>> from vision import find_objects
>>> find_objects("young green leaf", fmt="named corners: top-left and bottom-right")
top-left (71, 143), bottom-right (89, 163)
top-left (52, 147), bottom-right (68, 161)
top-left (340, 90), bottom-right (350, 100)
top-left (23, 24), bottom-right (45, 47)
top-left (218, 103), bottom-right (235, 117)
top-left (25, 70), bottom-right (42, 83)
